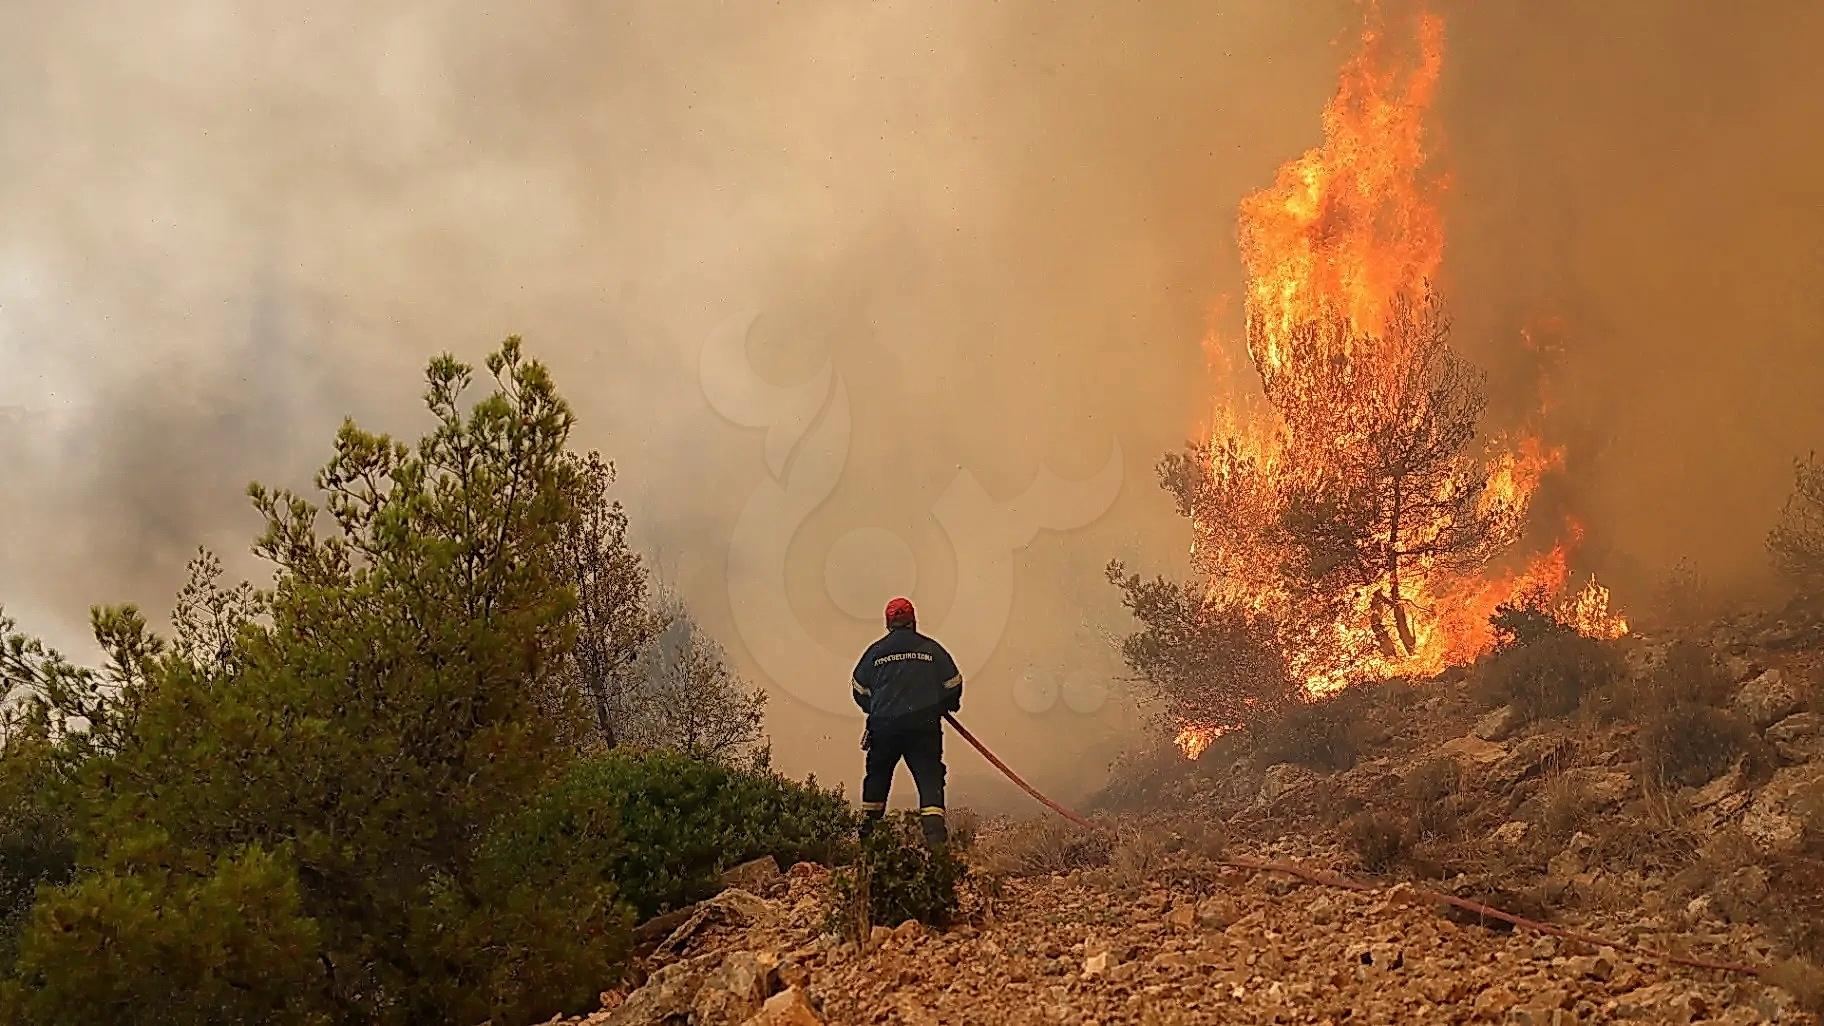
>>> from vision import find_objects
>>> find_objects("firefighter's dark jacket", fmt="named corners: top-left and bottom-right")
top-left (851, 627), bottom-right (962, 730)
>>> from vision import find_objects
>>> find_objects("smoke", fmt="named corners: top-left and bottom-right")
top-left (2, 2), bottom-right (1820, 800)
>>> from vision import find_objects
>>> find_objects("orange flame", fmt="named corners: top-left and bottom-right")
top-left (1186, 5), bottom-right (1623, 711)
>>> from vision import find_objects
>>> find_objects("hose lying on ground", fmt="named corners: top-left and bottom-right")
top-left (941, 712), bottom-right (1764, 979)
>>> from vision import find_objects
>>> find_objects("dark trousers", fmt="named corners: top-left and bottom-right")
top-left (860, 723), bottom-right (948, 845)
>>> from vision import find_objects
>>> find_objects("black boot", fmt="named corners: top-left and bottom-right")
top-left (919, 811), bottom-right (948, 848)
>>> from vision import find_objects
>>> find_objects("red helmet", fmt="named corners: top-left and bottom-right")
top-left (884, 597), bottom-right (916, 629)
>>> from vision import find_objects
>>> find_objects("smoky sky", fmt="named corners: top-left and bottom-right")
top-left (3, 1), bottom-right (1821, 801)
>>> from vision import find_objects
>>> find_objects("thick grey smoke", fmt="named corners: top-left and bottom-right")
top-left (3, 2), bottom-right (1821, 801)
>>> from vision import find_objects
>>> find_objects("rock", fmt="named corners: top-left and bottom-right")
top-left (608, 950), bottom-right (775, 1025)
top-left (786, 861), bottom-right (823, 879)
top-left (653, 889), bottom-right (775, 957)
top-left (1439, 734), bottom-right (1508, 769)
top-left (1196, 895), bottom-right (1239, 930)
top-left (1724, 654), bottom-right (1759, 683)
top-left (1257, 763), bottom-right (1319, 804)
top-left (1564, 768), bottom-right (1633, 809)
top-left (1489, 735), bottom-right (1571, 789)
top-left (743, 987), bottom-right (823, 1026)
top-left (1166, 904), bottom-right (1195, 930)
top-left (721, 856), bottom-right (783, 892)
top-left (891, 919), bottom-right (924, 943)
top-left (1474, 705), bottom-right (1527, 742)
top-left (1564, 954), bottom-right (1615, 980)
top-left (1767, 711), bottom-right (1823, 761)
top-left (1741, 764), bottom-right (1824, 854)
top-left (1082, 951), bottom-right (1110, 978)
top-left (1735, 670), bottom-right (1804, 729)
top-left (1493, 820), bottom-right (1531, 845)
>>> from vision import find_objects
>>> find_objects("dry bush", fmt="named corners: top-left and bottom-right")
top-left (1765, 958), bottom-right (1824, 1018)
top-left (1406, 757), bottom-right (1465, 841)
top-left (975, 818), bottom-right (1112, 878)
top-left (1346, 811), bottom-right (1410, 873)
top-left (1255, 693), bottom-right (1367, 772)
top-left (1109, 829), bottom-right (1168, 888)
top-left (1769, 452), bottom-right (1824, 595)
top-left (1406, 756), bottom-right (1462, 804)
top-left (1537, 770), bottom-right (1595, 841)
top-left (1477, 631), bottom-right (1624, 722)
top-left (1638, 702), bottom-right (1753, 788)
top-left (1654, 640), bottom-right (1735, 708)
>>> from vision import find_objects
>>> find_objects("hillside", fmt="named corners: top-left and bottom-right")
top-left (556, 606), bottom-right (1824, 1024)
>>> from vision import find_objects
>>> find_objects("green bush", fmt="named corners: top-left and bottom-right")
top-left (566, 749), bottom-right (852, 919)
top-left (0, 709), bottom-right (75, 971)
top-left (1478, 630), bottom-right (1624, 721)
top-left (1, 343), bottom-right (635, 1026)
top-left (825, 815), bottom-right (964, 935)
top-left (9, 845), bottom-right (330, 1026)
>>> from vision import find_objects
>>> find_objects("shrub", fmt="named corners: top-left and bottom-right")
top-left (1256, 693), bottom-right (1365, 772)
top-left (0, 708), bottom-right (75, 971)
top-left (1769, 452), bottom-right (1824, 595)
top-left (1406, 757), bottom-right (1465, 841)
top-left (566, 749), bottom-right (852, 919)
top-left (1639, 703), bottom-right (1753, 787)
top-left (7, 845), bottom-right (330, 1026)
top-left (1655, 641), bottom-right (1734, 708)
top-left (975, 818), bottom-right (1112, 877)
top-left (1491, 590), bottom-right (1573, 650)
top-left (1347, 811), bottom-right (1409, 872)
top-left (825, 815), bottom-right (964, 933)
top-left (1478, 630), bottom-right (1624, 721)
top-left (3, 342), bottom-right (636, 1025)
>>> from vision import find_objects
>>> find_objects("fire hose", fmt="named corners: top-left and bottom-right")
top-left (941, 712), bottom-right (1765, 978)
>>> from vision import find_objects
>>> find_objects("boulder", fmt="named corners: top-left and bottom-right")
top-left (1257, 763), bottom-right (1318, 804)
top-left (1437, 734), bottom-right (1507, 770)
top-left (1473, 704), bottom-right (1526, 742)
top-left (1563, 767), bottom-right (1633, 809)
top-left (654, 889), bottom-right (774, 958)
top-left (1492, 820), bottom-right (1530, 846)
top-left (1488, 734), bottom-right (1571, 790)
top-left (1767, 711), bottom-right (1823, 762)
top-left (1734, 669), bottom-right (1804, 729)
top-left (742, 987), bottom-right (823, 1026)
top-left (720, 856), bottom-right (783, 893)
top-left (1740, 764), bottom-right (1824, 855)
top-left (608, 950), bottom-right (778, 1026)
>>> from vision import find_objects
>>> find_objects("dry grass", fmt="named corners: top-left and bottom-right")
top-left (973, 817), bottom-right (1112, 878)
top-left (1538, 769), bottom-right (1595, 841)
top-left (1765, 957), bottom-right (1824, 1018)
top-left (1346, 810), bottom-right (1409, 873)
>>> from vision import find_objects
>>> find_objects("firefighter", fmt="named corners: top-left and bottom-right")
top-left (851, 596), bottom-right (962, 846)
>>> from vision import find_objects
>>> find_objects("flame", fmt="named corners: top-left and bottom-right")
top-left (1175, 725), bottom-right (1225, 760)
top-left (1181, 5), bottom-right (1625, 720)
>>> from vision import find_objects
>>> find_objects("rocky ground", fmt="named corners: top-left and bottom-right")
top-left (547, 606), bottom-right (1824, 1025)
top-left (550, 844), bottom-right (1800, 1025)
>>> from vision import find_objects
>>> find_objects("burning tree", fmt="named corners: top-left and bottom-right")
top-left (1117, 6), bottom-right (1624, 743)
top-left (1260, 290), bottom-right (1520, 658)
